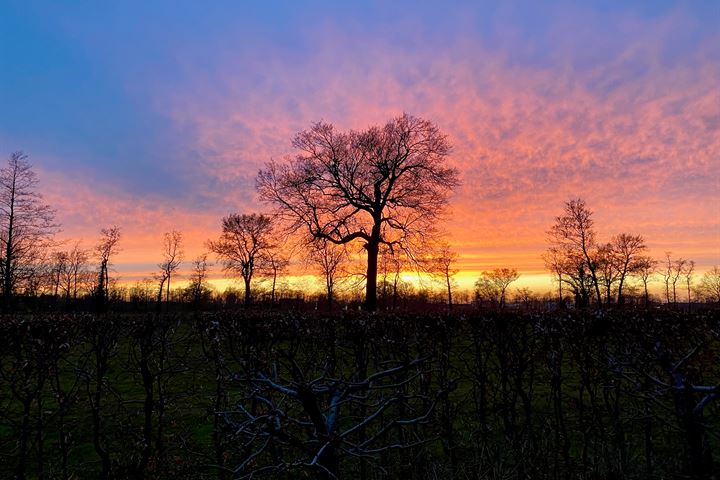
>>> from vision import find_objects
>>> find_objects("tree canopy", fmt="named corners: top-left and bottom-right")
top-left (257, 113), bottom-right (459, 311)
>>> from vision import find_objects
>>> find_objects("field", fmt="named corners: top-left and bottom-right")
top-left (1, 307), bottom-right (718, 479)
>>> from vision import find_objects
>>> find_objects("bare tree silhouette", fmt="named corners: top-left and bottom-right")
top-left (684, 260), bottom-right (695, 306)
top-left (610, 233), bottom-right (647, 305)
top-left (156, 230), bottom-right (183, 310)
top-left (634, 255), bottom-right (657, 307)
top-left (306, 238), bottom-right (348, 311)
top-left (0, 152), bottom-right (58, 311)
top-left (185, 254), bottom-right (212, 308)
top-left (475, 268), bottom-right (520, 309)
top-left (424, 242), bottom-right (458, 310)
top-left (94, 226), bottom-right (121, 312)
top-left (257, 114), bottom-right (459, 311)
top-left (61, 242), bottom-right (90, 301)
top-left (547, 199), bottom-right (602, 307)
top-left (208, 213), bottom-right (276, 308)
top-left (697, 265), bottom-right (720, 303)
top-left (662, 253), bottom-right (687, 306)
top-left (264, 247), bottom-right (290, 306)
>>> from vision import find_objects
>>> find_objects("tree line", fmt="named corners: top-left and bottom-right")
top-left (2, 115), bottom-right (718, 314)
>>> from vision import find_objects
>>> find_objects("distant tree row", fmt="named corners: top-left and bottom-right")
top-left (3, 114), bottom-right (719, 313)
top-left (543, 198), bottom-right (718, 308)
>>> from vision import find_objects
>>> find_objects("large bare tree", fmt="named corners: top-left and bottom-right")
top-left (207, 213), bottom-right (276, 307)
top-left (0, 152), bottom-right (58, 310)
top-left (257, 114), bottom-right (459, 311)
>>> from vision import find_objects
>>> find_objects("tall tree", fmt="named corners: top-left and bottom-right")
top-left (94, 226), bottom-right (121, 311)
top-left (0, 152), bottom-right (57, 310)
top-left (684, 260), bottom-right (695, 305)
top-left (208, 213), bottom-right (276, 308)
top-left (156, 230), bottom-right (183, 308)
top-left (662, 252), bottom-right (673, 304)
top-left (257, 114), bottom-right (459, 311)
top-left (546, 198), bottom-right (602, 307)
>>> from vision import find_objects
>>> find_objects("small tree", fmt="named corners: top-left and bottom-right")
top-left (475, 268), bottom-right (520, 309)
top-left (185, 254), bottom-right (212, 308)
top-left (208, 213), bottom-right (276, 307)
top-left (634, 255), bottom-right (657, 307)
top-left (265, 250), bottom-right (290, 306)
top-left (60, 242), bottom-right (90, 301)
top-left (425, 242), bottom-right (458, 310)
top-left (156, 230), bottom-right (183, 310)
top-left (306, 239), bottom-right (347, 311)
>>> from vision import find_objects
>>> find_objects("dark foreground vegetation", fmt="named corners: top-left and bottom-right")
top-left (1, 308), bottom-right (718, 479)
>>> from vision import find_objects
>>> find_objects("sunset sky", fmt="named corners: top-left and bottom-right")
top-left (1, 1), bottom-right (718, 295)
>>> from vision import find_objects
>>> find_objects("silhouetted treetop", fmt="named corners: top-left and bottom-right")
top-left (257, 113), bottom-right (459, 310)
top-left (0, 152), bottom-right (58, 309)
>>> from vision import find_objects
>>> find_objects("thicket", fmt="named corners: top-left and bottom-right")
top-left (0, 308), bottom-right (718, 479)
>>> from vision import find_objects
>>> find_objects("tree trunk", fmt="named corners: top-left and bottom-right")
top-left (587, 261), bottom-right (602, 307)
top-left (156, 278), bottom-right (166, 315)
top-left (271, 268), bottom-right (277, 306)
top-left (326, 281), bottom-right (333, 312)
top-left (4, 182), bottom-right (15, 312)
top-left (364, 234), bottom-right (380, 312)
top-left (243, 277), bottom-right (251, 308)
top-left (166, 273), bottom-right (171, 307)
top-left (446, 274), bottom-right (453, 310)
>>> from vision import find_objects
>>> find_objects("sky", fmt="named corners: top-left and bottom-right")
top-left (1, 1), bottom-right (718, 295)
